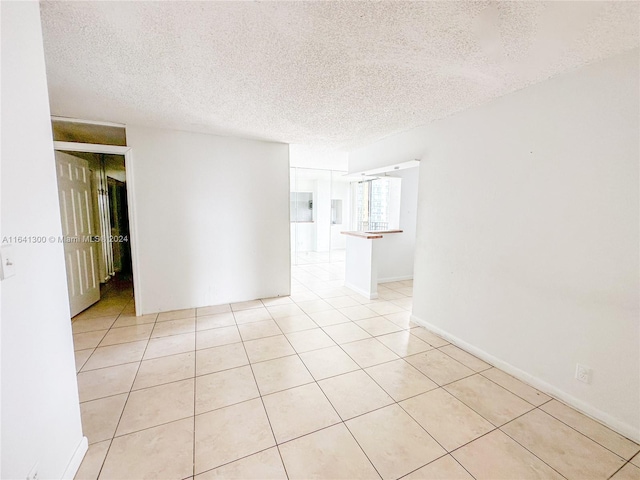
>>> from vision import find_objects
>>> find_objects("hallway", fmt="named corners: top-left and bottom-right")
top-left (71, 266), bottom-right (640, 479)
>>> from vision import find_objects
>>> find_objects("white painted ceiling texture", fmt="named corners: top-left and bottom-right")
top-left (40, 1), bottom-right (639, 150)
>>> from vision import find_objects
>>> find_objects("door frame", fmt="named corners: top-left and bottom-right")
top-left (53, 141), bottom-right (142, 316)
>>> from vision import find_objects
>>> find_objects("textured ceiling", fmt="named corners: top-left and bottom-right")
top-left (40, 1), bottom-right (639, 150)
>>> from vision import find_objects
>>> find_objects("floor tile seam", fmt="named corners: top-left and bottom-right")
top-left (376, 375), bottom-right (440, 403)
top-left (192, 336), bottom-right (198, 479)
top-left (89, 333), bottom-right (151, 349)
top-left (396, 452), bottom-right (477, 480)
top-left (156, 315), bottom-right (196, 323)
top-left (355, 327), bottom-right (411, 339)
top-left (233, 316), bottom-right (280, 327)
top-left (257, 336), bottom-right (351, 448)
top-left (97, 331), bottom-right (154, 480)
top-left (239, 330), bottom-right (290, 343)
top-left (195, 337), bottom-right (245, 351)
top-left (86, 438), bottom-right (113, 480)
top-left (194, 445), bottom-right (285, 479)
top-left (528, 406), bottom-right (636, 462)
top-left (321, 331), bottom-right (374, 345)
top-left (195, 310), bottom-right (232, 318)
top-left (107, 321), bottom-right (160, 331)
top-left (70, 310), bottom-right (122, 324)
top-left (95, 413), bottom-right (197, 469)
top-left (606, 461), bottom-right (637, 480)
top-left (97, 335), bottom-right (154, 348)
top-left (255, 377), bottom-right (316, 400)
top-left (151, 327), bottom-right (201, 339)
top-left (407, 362), bottom-right (478, 391)
top-left (73, 330), bottom-right (109, 345)
top-left (434, 345), bottom-right (492, 371)
top-left (286, 340), bottom-right (340, 356)
top-left (132, 371), bottom-right (200, 393)
top-left (429, 373), bottom-right (524, 429)
top-left (440, 376), bottom-right (540, 424)
top-left (357, 359), bottom-right (438, 405)
top-left (73, 313), bottom-right (124, 323)
top-left (276, 324), bottom-right (322, 335)
top-left (505, 403), bottom-right (632, 472)
top-left (79, 389), bottom-right (137, 404)
top-left (477, 370), bottom-right (553, 408)
top-left (230, 304), bottom-right (264, 312)
top-left (496, 414), bottom-right (575, 480)
top-left (319, 338), bottom-right (428, 413)
top-left (339, 417), bottom-right (391, 480)
top-left (323, 387), bottom-right (398, 424)
top-left (72, 323), bottom-right (118, 335)
top-left (383, 388), bottom-right (453, 455)
top-left (80, 357), bottom-right (147, 374)
top-left (235, 329), bottom-right (285, 478)
top-left (114, 411), bottom-right (196, 439)
top-left (270, 415), bottom-right (343, 446)
top-left (311, 318), bottom-right (354, 328)
top-left (110, 320), bottom-right (158, 329)
top-left (75, 347), bottom-right (97, 372)
top-left (446, 368), bottom-right (554, 419)
top-left (332, 334), bottom-right (404, 373)
top-left (393, 450), bottom-right (452, 480)
top-left (77, 349), bottom-right (148, 375)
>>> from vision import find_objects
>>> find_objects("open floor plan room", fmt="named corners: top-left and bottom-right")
top-left (2, 2), bottom-right (638, 479)
top-left (71, 264), bottom-right (640, 480)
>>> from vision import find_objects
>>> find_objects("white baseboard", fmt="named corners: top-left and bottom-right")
top-left (62, 436), bottom-right (88, 480)
top-left (378, 275), bottom-right (413, 283)
top-left (344, 282), bottom-right (378, 300)
top-left (410, 314), bottom-right (640, 444)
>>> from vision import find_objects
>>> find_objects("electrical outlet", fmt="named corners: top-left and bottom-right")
top-left (575, 363), bottom-right (592, 384)
top-left (26, 462), bottom-right (39, 480)
top-left (0, 244), bottom-right (16, 280)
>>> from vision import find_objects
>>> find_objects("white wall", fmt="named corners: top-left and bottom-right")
top-left (376, 168), bottom-right (419, 282)
top-left (126, 126), bottom-right (290, 313)
top-left (349, 50), bottom-right (640, 440)
top-left (1, 2), bottom-right (86, 479)
top-left (290, 144), bottom-right (348, 171)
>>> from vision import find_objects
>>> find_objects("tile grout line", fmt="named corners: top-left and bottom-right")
top-left (81, 300), bottom-right (139, 479)
top-left (273, 319), bottom-right (385, 480)
top-left (259, 303), bottom-right (388, 477)
top-left (192, 324), bottom-right (198, 479)
top-left (75, 276), bottom-right (636, 479)
top-left (288, 301), bottom-right (412, 479)
top-left (496, 408), bottom-right (572, 479)
top-left (233, 306), bottom-right (291, 480)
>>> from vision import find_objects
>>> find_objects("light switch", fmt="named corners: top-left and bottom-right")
top-left (0, 244), bottom-right (16, 279)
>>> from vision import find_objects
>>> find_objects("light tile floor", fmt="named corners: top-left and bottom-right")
top-left (73, 265), bottom-right (640, 480)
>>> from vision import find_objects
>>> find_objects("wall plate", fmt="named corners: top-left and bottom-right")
top-left (0, 244), bottom-right (16, 279)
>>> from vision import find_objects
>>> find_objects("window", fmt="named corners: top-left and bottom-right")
top-left (351, 177), bottom-right (401, 231)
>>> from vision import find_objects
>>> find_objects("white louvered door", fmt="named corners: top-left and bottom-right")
top-left (55, 151), bottom-right (100, 317)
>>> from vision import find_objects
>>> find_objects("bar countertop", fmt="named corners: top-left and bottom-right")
top-left (340, 230), bottom-right (403, 239)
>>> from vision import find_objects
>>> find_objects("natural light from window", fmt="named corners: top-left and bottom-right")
top-left (351, 176), bottom-right (402, 232)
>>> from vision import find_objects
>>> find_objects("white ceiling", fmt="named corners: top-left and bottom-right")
top-left (40, 1), bottom-right (639, 150)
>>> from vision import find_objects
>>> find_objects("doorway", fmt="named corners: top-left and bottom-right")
top-left (290, 167), bottom-right (350, 266)
top-left (55, 150), bottom-right (134, 317)
top-left (53, 137), bottom-right (140, 318)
